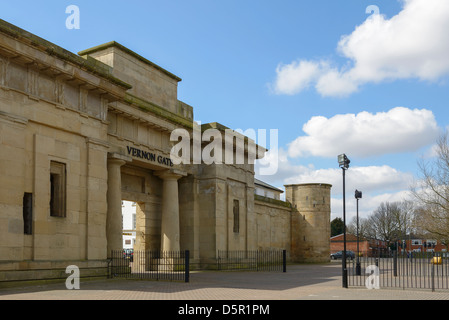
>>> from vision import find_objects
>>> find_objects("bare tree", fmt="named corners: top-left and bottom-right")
top-left (398, 200), bottom-right (416, 239)
top-left (348, 216), bottom-right (371, 239)
top-left (411, 133), bottom-right (449, 242)
top-left (366, 202), bottom-right (403, 245)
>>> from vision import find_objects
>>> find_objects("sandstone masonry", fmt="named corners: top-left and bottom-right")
top-left (0, 20), bottom-right (331, 284)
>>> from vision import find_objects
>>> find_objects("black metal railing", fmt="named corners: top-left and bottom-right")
top-left (348, 251), bottom-right (449, 291)
top-left (217, 249), bottom-right (287, 272)
top-left (109, 250), bottom-right (190, 282)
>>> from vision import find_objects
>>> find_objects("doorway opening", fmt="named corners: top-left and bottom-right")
top-left (121, 200), bottom-right (138, 264)
top-left (121, 200), bottom-right (137, 250)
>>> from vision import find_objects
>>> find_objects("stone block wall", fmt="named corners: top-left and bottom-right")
top-left (254, 195), bottom-right (292, 254)
top-left (286, 183), bottom-right (332, 263)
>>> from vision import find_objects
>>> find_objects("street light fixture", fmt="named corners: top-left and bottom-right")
top-left (338, 154), bottom-right (350, 169)
top-left (338, 154), bottom-right (350, 288)
top-left (355, 189), bottom-right (362, 276)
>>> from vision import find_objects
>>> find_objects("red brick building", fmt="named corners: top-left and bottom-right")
top-left (330, 234), bottom-right (388, 257)
top-left (331, 234), bottom-right (449, 257)
top-left (395, 238), bottom-right (448, 253)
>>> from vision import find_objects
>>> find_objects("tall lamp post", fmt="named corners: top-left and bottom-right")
top-left (355, 189), bottom-right (362, 276)
top-left (338, 154), bottom-right (350, 288)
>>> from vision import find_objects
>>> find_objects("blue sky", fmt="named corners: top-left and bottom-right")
top-left (3, 0), bottom-right (449, 221)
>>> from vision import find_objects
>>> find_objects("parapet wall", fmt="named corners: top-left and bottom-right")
top-left (254, 195), bottom-right (292, 258)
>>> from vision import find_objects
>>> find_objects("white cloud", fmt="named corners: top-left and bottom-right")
top-left (315, 68), bottom-right (359, 97)
top-left (273, 0), bottom-right (449, 97)
top-left (257, 149), bottom-right (413, 199)
top-left (256, 147), bottom-right (310, 184)
top-left (331, 189), bottom-right (413, 221)
top-left (284, 165), bottom-right (414, 196)
top-left (256, 146), bottom-right (415, 220)
top-left (256, 152), bottom-right (414, 219)
top-left (288, 107), bottom-right (439, 158)
top-left (272, 60), bottom-right (324, 95)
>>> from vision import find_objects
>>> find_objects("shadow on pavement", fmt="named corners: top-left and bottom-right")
top-left (0, 263), bottom-right (342, 297)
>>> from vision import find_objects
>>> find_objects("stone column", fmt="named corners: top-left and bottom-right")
top-left (155, 169), bottom-right (187, 252)
top-left (106, 156), bottom-right (127, 257)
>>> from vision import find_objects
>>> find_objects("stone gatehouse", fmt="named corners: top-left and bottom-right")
top-left (0, 19), bottom-right (331, 283)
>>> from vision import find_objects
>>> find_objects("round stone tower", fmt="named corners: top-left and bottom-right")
top-left (285, 183), bottom-right (332, 263)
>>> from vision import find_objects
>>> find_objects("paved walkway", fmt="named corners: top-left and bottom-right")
top-left (1, 263), bottom-right (449, 301)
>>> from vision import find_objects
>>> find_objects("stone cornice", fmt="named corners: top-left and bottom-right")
top-left (0, 19), bottom-right (132, 93)
top-left (122, 93), bottom-right (193, 129)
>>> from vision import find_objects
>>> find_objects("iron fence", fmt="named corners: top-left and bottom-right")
top-left (109, 249), bottom-right (286, 282)
top-left (347, 251), bottom-right (449, 291)
top-left (109, 250), bottom-right (189, 282)
top-left (217, 249), bottom-right (287, 272)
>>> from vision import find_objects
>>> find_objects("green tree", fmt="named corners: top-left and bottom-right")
top-left (331, 217), bottom-right (344, 237)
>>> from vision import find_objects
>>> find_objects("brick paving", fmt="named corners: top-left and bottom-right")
top-left (1, 263), bottom-right (449, 301)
